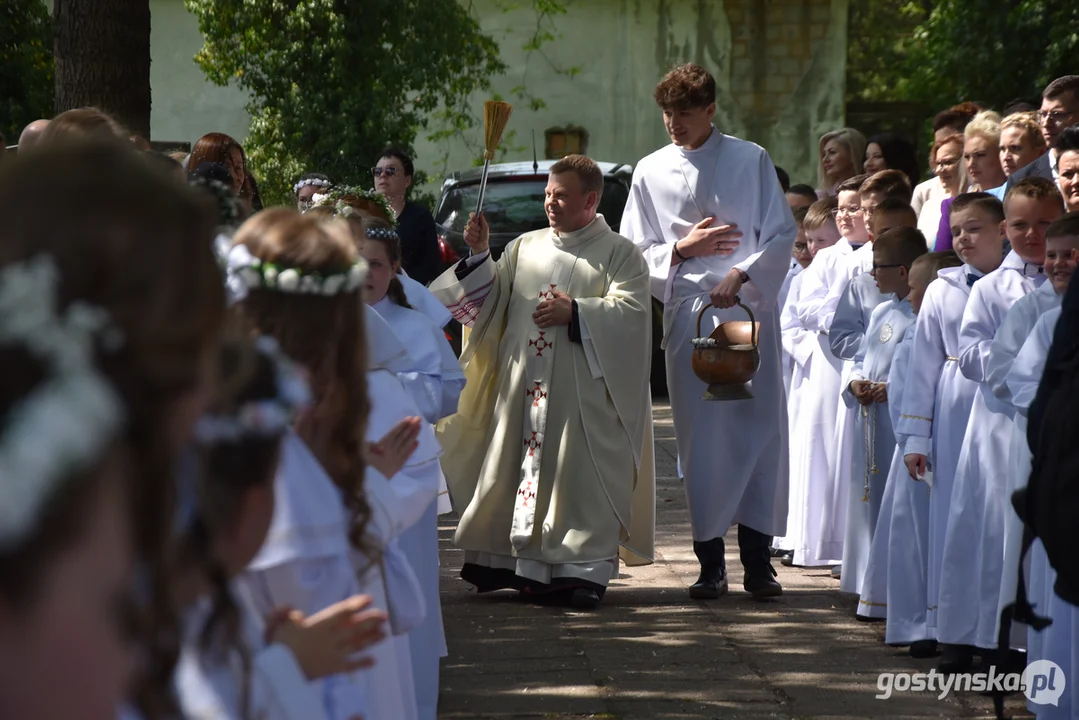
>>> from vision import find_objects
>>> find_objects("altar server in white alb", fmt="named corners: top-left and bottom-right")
top-left (897, 192), bottom-right (1005, 671)
top-left (794, 174), bottom-right (868, 569)
top-left (430, 154), bottom-right (656, 610)
top-left (872, 253), bottom-right (961, 660)
top-left (937, 177), bottom-right (1061, 669)
top-left (987, 213), bottom-right (1079, 651)
top-left (621, 63), bottom-right (796, 599)
top-left (773, 198), bottom-right (842, 567)
top-left (1006, 305), bottom-right (1076, 720)
top-left (839, 227), bottom-right (925, 597)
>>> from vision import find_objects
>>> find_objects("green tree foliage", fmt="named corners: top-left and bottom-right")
top-left (186, 0), bottom-right (506, 206)
top-left (848, 0), bottom-right (1079, 111)
top-left (0, 0), bottom-right (54, 143)
top-left (902, 0), bottom-right (1079, 110)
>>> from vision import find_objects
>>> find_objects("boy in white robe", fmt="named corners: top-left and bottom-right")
top-left (1007, 306), bottom-right (1079, 719)
top-left (774, 198), bottom-right (840, 562)
top-left (875, 253), bottom-right (963, 657)
top-left (793, 175), bottom-right (869, 568)
top-left (779, 209), bottom-right (812, 402)
top-left (621, 64), bottom-right (794, 599)
top-left (988, 216), bottom-right (1079, 653)
top-left (828, 192), bottom-right (918, 587)
top-left (937, 178), bottom-right (1062, 671)
top-left (898, 192), bottom-right (1007, 670)
top-left (840, 227), bottom-right (926, 597)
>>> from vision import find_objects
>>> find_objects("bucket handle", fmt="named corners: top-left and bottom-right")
top-left (695, 297), bottom-right (758, 349)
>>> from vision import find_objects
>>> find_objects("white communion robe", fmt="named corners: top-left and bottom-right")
top-left (365, 306), bottom-right (449, 720)
top-left (430, 215), bottom-right (656, 590)
top-left (237, 431), bottom-right (371, 720)
top-left (857, 323), bottom-right (912, 624)
top-left (896, 264), bottom-right (983, 633)
top-left (886, 325), bottom-right (934, 646)
top-left (986, 282), bottom-right (1061, 648)
top-left (1008, 307), bottom-right (1078, 720)
top-left (773, 269), bottom-right (842, 565)
top-left (937, 251), bottom-right (1046, 650)
top-left (779, 263), bottom-right (802, 400)
top-left (795, 238), bottom-right (867, 562)
top-left (176, 585), bottom-right (327, 720)
top-left (839, 295), bottom-right (915, 595)
top-left (622, 127), bottom-right (796, 541)
top-left (822, 259), bottom-right (889, 567)
top-left (398, 272), bottom-right (452, 329)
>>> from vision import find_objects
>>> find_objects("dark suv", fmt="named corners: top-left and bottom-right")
top-left (433, 160), bottom-right (667, 395)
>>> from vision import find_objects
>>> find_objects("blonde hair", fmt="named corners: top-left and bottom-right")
top-left (961, 111), bottom-right (1003, 190)
top-left (818, 128), bottom-right (867, 190)
top-left (1000, 111), bottom-right (1047, 153)
top-left (803, 196), bottom-right (839, 232)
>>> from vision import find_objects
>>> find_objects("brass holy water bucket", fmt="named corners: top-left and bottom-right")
top-left (690, 300), bottom-right (760, 401)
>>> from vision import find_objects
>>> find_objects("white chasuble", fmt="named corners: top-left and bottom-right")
top-left (429, 215), bottom-right (655, 585)
top-left (896, 265), bottom-right (981, 632)
top-left (938, 251), bottom-right (1045, 650)
top-left (622, 127), bottom-right (797, 541)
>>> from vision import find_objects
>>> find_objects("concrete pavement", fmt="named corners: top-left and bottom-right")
top-left (436, 402), bottom-right (1034, 719)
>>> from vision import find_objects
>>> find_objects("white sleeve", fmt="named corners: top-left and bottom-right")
top-left (577, 311), bottom-right (604, 379)
top-left (986, 299), bottom-right (1035, 405)
top-left (829, 278), bottom-right (866, 360)
top-left (1008, 308), bottom-right (1058, 413)
top-left (957, 281), bottom-right (999, 384)
top-left (621, 166), bottom-right (677, 302)
top-left (897, 287), bottom-right (948, 458)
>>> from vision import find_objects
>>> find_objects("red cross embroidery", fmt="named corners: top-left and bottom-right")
top-left (516, 480), bottom-right (536, 506)
top-left (525, 381), bottom-right (548, 407)
top-left (524, 431), bottom-right (541, 456)
top-left (528, 331), bottom-right (552, 356)
top-left (538, 283), bottom-right (557, 301)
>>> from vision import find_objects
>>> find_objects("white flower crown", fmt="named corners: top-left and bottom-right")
top-left (193, 337), bottom-right (312, 444)
top-left (310, 185), bottom-right (397, 226)
top-left (225, 244), bottom-right (368, 299)
top-left (0, 256), bottom-right (124, 549)
top-left (294, 177), bottom-right (333, 194)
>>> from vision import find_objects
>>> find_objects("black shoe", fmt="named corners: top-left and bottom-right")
top-left (909, 639), bottom-right (940, 658)
top-left (569, 587), bottom-right (601, 610)
top-left (689, 572), bottom-right (729, 599)
top-left (770, 548), bottom-right (793, 558)
top-left (855, 612), bottom-right (885, 623)
top-left (690, 538), bottom-right (728, 599)
top-left (744, 564), bottom-right (783, 599)
top-left (780, 554), bottom-right (795, 566)
top-left (937, 644), bottom-right (975, 674)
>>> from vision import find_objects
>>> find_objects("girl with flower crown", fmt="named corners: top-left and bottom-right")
top-left (358, 214), bottom-right (465, 719)
top-left (227, 208), bottom-right (422, 720)
top-left (174, 336), bottom-right (390, 719)
top-left (310, 187), bottom-right (453, 330)
top-left (0, 257), bottom-right (133, 720)
top-left (0, 143), bottom-right (229, 720)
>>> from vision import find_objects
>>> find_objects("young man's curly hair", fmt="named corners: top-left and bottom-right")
top-left (653, 63), bottom-right (716, 110)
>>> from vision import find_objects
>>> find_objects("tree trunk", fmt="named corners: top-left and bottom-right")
top-left (53, 0), bottom-right (151, 138)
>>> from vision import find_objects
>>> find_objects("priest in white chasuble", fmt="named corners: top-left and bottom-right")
top-left (621, 63), bottom-right (796, 600)
top-left (428, 154), bottom-right (656, 609)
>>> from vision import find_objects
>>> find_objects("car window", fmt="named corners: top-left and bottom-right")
top-left (436, 178), bottom-right (631, 235)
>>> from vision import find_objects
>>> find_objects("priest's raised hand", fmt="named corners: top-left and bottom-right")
top-left (463, 212), bottom-right (490, 254)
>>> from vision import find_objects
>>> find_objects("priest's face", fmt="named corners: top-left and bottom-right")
top-left (1044, 236), bottom-right (1079, 294)
top-left (662, 103), bottom-right (715, 149)
top-left (545, 172), bottom-right (597, 233)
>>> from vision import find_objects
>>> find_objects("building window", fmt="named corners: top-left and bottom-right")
top-left (544, 125), bottom-right (589, 159)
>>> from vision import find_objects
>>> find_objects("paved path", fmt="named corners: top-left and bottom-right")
top-left (437, 403), bottom-right (1033, 719)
